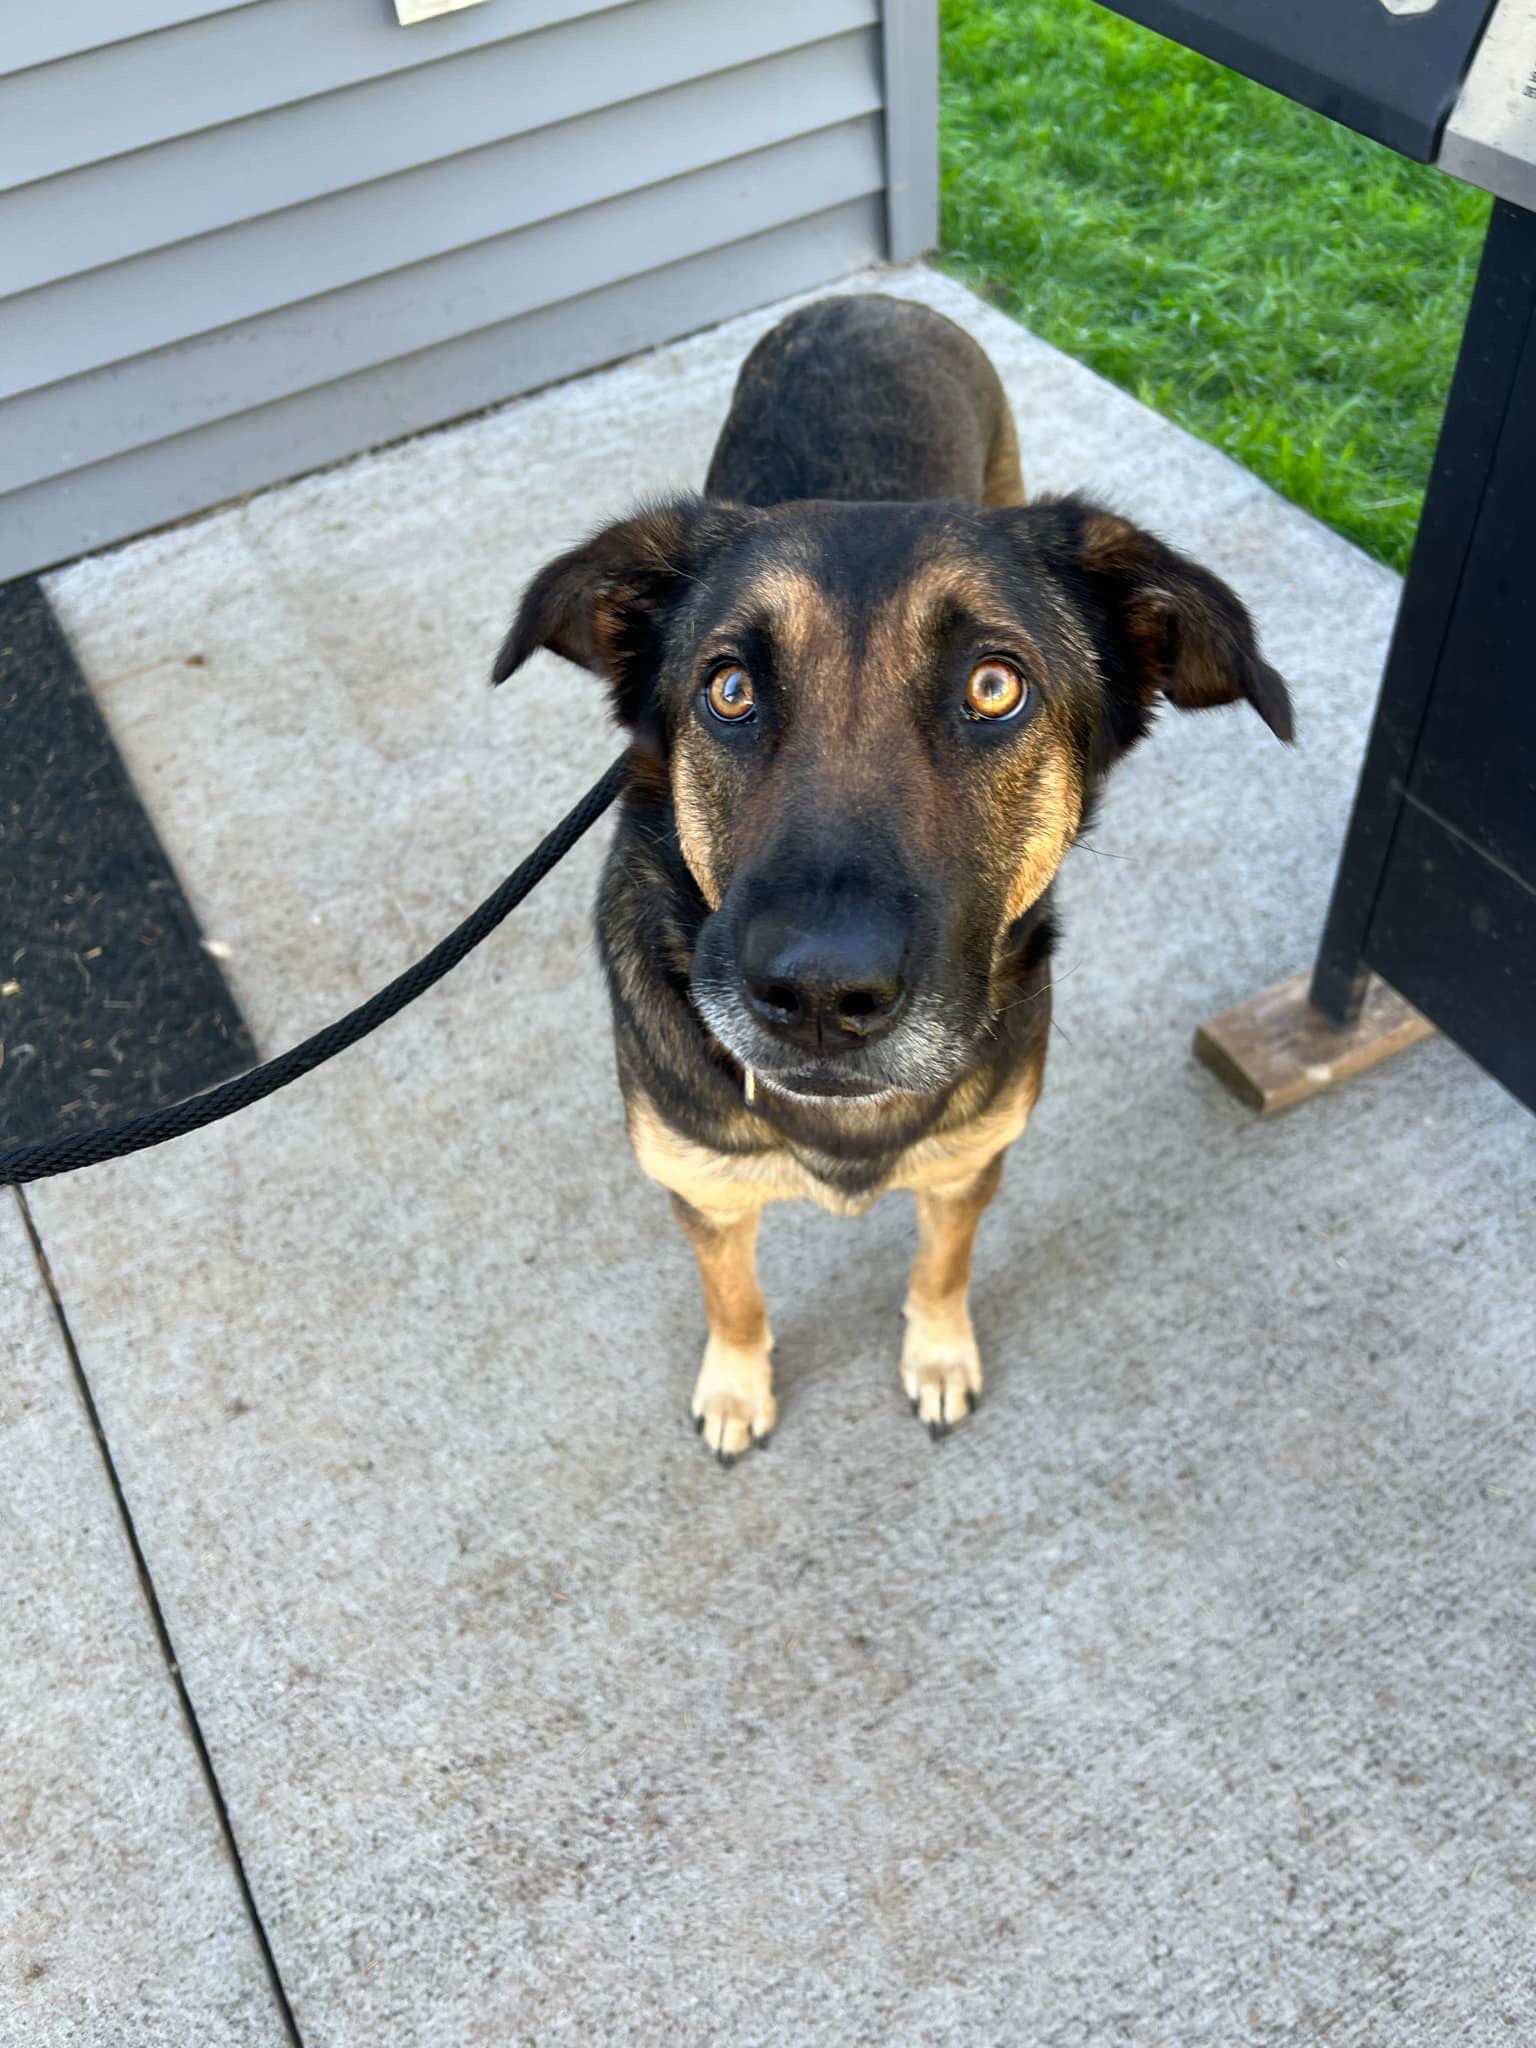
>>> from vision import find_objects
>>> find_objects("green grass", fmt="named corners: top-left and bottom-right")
top-left (939, 0), bottom-right (1491, 569)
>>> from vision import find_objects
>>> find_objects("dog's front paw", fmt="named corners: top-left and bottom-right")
top-left (690, 1337), bottom-right (776, 1465)
top-left (900, 1310), bottom-right (982, 1439)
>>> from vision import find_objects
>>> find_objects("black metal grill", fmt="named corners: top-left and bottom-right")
top-left (1097, 0), bottom-right (1536, 1113)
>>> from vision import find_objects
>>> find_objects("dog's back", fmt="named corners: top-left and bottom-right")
top-left (704, 294), bottom-right (1025, 511)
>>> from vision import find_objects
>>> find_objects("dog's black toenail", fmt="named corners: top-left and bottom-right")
top-left (909, 1397), bottom-right (919, 1416)
top-left (693, 1413), bottom-right (704, 1434)
top-left (928, 1420), bottom-right (947, 1442)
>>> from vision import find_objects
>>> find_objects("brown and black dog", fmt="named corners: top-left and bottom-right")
top-left (496, 294), bottom-right (1291, 1462)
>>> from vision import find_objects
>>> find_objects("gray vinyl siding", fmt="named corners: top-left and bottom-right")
top-left (0, 0), bottom-right (938, 580)
top-left (4, 2), bottom-right (263, 79)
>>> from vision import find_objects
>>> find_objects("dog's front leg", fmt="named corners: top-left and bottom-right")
top-left (901, 1154), bottom-right (1004, 1437)
top-left (671, 1194), bottom-right (775, 1464)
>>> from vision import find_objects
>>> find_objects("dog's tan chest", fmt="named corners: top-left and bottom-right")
top-left (627, 1069), bottom-right (1038, 1222)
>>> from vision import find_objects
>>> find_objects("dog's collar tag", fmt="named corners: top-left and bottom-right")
top-left (743, 1068), bottom-right (758, 1106)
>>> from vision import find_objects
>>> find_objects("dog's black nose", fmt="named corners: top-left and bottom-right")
top-left (740, 909), bottom-right (907, 1051)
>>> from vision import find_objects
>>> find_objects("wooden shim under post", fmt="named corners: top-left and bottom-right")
top-left (1193, 970), bottom-right (1434, 1114)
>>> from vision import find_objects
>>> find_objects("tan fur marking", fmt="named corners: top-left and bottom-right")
top-left (982, 399), bottom-right (1027, 508)
top-left (631, 1049), bottom-right (1044, 1452)
top-left (901, 1152), bottom-right (1005, 1432)
top-left (869, 556), bottom-right (1001, 679)
top-left (893, 1052), bottom-right (1045, 1432)
top-left (739, 564), bottom-right (854, 732)
top-left (860, 554), bottom-right (1021, 830)
top-left (672, 1195), bottom-right (776, 1458)
top-left (627, 1057), bottom-right (1040, 1221)
top-left (671, 1194), bottom-right (770, 1351)
top-left (999, 741), bottom-right (1082, 931)
top-left (1079, 511), bottom-right (1140, 568)
top-left (670, 738), bottom-right (724, 909)
top-left (889, 1059), bottom-right (1040, 1194)
top-left (630, 1093), bottom-right (841, 1213)
top-left (730, 566), bottom-right (831, 671)
top-left (671, 564), bottom-right (852, 905)
top-left (907, 1155), bottom-right (1004, 1310)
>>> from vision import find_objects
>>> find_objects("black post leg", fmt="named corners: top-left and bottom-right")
top-left (1309, 199), bottom-right (1536, 1024)
top-left (1198, 198), bottom-right (1536, 1113)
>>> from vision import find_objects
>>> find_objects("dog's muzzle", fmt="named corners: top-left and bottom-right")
top-left (691, 885), bottom-right (974, 1102)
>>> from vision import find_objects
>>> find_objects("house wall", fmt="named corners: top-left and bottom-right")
top-left (0, 0), bottom-right (938, 578)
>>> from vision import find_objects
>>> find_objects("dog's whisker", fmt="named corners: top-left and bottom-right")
top-left (1073, 838), bottom-right (1135, 862)
top-left (992, 962), bottom-right (1081, 1020)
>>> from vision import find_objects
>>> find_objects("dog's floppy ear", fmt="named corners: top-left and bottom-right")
top-left (1021, 496), bottom-right (1294, 743)
top-left (492, 495), bottom-right (751, 727)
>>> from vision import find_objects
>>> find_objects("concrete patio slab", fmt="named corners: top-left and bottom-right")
top-left (1, 1193), bottom-right (285, 2047)
top-left (21, 267), bottom-right (1536, 2044)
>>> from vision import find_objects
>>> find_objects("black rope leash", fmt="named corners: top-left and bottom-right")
top-left (0, 755), bottom-right (628, 1190)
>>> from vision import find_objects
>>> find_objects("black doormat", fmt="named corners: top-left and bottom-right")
top-left (0, 577), bottom-right (255, 1154)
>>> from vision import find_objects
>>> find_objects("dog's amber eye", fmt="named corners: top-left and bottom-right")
top-left (705, 663), bottom-right (756, 722)
top-left (965, 659), bottom-right (1028, 721)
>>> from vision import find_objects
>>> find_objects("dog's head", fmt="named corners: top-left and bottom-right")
top-left (495, 494), bottom-right (1291, 1103)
